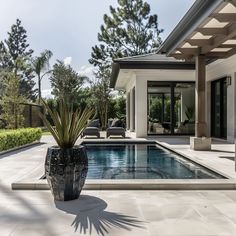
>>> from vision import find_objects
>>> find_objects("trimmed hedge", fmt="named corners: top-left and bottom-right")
top-left (0, 128), bottom-right (42, 152)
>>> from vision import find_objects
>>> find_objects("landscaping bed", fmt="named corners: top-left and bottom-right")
top-left (0, 128), bottom-right (42, 152)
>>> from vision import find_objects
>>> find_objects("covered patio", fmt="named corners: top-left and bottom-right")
top-left (111, 0), bottom-right (236, 152)
top-left (158, 0), bottom-right (236, 150)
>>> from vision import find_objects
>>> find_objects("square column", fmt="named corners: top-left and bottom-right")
top-left (130, 88), bottom-right (135, 132)
top-left (126, 92), bottom-right (130, 130)
top-left (195, 55), bottom-right (207, 137)
top-left (191, 55), bottom-right (211, 150)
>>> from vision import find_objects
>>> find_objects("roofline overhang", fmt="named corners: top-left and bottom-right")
top-left (110, 60), bottom-right (195, 88)
top-left (110, 63), bottom-right (120, 88)
top-left (157, 0), bottom-right (225, 55)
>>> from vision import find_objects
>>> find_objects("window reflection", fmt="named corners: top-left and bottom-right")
top-left (147, 82), bottom-right (195, 135)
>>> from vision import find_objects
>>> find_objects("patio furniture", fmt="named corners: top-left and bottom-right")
top-left (153, 122), bottom-right (164, 134)
top-left (107, 127), bottom-right (125, 138)
top-left (81, 127), bottom-right (100, 138)
top-left (161, 122), bottom-right (171, 133)
top-left (106, 118), bottom-right (125, 138)
top-left (81, 119), bottom-right (100, 138)
top-left (175, 121), bottom-right (195, 134)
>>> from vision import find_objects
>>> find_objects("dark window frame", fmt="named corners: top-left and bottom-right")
top-left (211, 77), bottom-right (227, 139)
top-left (147, 81), bottom-right (195, 136)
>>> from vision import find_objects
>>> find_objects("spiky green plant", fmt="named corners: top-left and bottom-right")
top-left (40, 99), bottom-right (94, 148)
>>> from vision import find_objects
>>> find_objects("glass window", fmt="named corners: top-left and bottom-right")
top-left (147, 82), bottom-right (195, 135)
top-left (174, 83), bottom-right (195, 134)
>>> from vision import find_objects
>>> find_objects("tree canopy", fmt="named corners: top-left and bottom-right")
top-left (50, 61), bottom-right (87, 102)
top-left (89, 0), bottom-right (163, 70)
top-left (0, 72), bottom-right (25, 129)
top-left (88, 0), bottom-right (162, 127)
top-left (0, 19), bottom-right (36, 100)
top-left (32, 50), bottom-right (53, 103)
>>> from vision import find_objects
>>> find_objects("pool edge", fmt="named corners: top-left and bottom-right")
top-left (12, 179), bottom-right (236, 190)
top-left (154, 140), bottom-right (231, 180)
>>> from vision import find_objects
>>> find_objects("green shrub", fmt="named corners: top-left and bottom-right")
top-left (0, 128), bottom-right (42, 152)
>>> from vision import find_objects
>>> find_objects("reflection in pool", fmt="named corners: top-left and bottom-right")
top-left (84, 144), bottom-right (225, 179)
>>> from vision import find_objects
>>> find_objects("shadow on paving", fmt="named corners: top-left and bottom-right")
top-left (0, 142), bottom-right (46, 159)
top-left (154, 137), bottom-right (190, 145)
top-left (219, 156), bottom-right (235, 161)
top-left (211, 149), bottom-right (235, 154)
top-left (0, 182), bottom-right (57, 235)
top-left (55, 195), bottom-right (145, 236)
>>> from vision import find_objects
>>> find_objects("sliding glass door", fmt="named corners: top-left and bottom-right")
top-left (148, 86), bottom-right (171, 134)
top-left (211, 78), bottom-right (227, 139)
top-left (147, 82), bottom-right (195, 135)
top-left (173, 83), bottom-right (195, 134)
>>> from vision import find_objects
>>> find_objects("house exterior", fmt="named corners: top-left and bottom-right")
top-left (110, 0), bottom-right (236, 145)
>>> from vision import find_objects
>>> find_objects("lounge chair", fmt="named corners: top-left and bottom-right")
top-left (81, 119), bottom-right (100, 138)
top-left (106, 118), bottom-right (125, 138)
top-left (107, 127), bottom-right (125, 138)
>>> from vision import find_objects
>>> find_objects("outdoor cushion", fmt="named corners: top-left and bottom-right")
top-left (81, 127), bottom-right (100, 138)
top-left (110, 118), bottom-right (122, 127)
top-left (88, 119), bottom-right (100, 128)
top-left (106, 127), bottom-right (125, 138)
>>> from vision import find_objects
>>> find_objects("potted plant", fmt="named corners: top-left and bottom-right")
top-left (40, 99), bottom-right (94, 201)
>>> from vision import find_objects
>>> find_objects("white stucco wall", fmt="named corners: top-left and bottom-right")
top-left (124, 69), bottom-right (195, 138)
top-left (135, 77), bottom-right (147, 137)
top-left (126, 73), bottom-right (136, 132)
top-left (206, 54), bottom-right (236, 142)
top-left (118, 55), bottom-right (236, 141)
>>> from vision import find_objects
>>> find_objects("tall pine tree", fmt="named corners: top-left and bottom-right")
top-left (0, 19), bottom-right (36, 100)
top-left (89, 0), bottom-right (163, 69)
top-left (89, 0), bottom-right (163, 127)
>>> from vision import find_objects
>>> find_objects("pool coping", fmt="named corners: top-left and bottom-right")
top-left (11, 139), bottom-right (236, 191)
top-left (12, 179), bottom-right (236, 190)
top-left (154, 140), bottom-right (231, 180)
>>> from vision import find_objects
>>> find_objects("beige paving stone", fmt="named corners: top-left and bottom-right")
top-left (148, 219), bottom-right (216, 236)
top-left (1, 136), bottom-right (236, 235)
top-left (213, 202), bottom-right (236, 224)
top-left (10, 224), bottom-right (58, 236)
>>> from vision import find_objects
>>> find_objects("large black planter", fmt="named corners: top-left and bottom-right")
top-left (45, 145), bottom-right (88, 201)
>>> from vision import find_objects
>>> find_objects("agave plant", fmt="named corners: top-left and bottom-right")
top-left (40, 99), bottom-right (94, 148)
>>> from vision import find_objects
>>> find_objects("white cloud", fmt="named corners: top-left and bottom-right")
top-left (42, 89), bottom-right (53, 99)
top-left (63, 56), bottom-right (72, 66)
top-left (77, 65), bottom-right (95, 79)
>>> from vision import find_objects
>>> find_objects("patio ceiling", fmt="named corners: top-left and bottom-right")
top-left (159, 0), bottom-right (236, 60)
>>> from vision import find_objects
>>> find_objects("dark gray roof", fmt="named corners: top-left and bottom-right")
top-left (110, 54), bottom-right (195, 88)
top-left (114, 53), bottom-right (182, 62)
top-left (111, 0), bottom-right (225, 88)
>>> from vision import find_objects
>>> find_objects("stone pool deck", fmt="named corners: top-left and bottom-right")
top-left (1, 135), bottom-right (236, 235)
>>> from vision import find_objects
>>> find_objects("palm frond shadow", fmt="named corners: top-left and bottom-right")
top-left (55, 195), bottom-right (145, 235)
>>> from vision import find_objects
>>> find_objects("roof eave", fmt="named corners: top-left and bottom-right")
top-left (110, 60), bottom-right (195, 88)
top-left (157, 0), bottom-right (224, 55)
top-left (110, 63), bottom-right (120, 88)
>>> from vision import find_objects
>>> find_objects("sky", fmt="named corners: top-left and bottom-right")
top-left (0, 0), bottom-right (195, 96)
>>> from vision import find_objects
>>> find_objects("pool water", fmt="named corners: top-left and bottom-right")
top-left (85, 144), bottom-right (225, 179)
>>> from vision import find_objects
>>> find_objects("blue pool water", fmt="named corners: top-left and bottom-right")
top-left (85, 143), bottom-right (225, 179)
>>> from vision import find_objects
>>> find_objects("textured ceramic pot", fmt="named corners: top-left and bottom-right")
top-left (45, 145), bottom-right (88, 201)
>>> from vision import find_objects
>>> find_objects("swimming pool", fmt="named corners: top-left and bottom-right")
top-left (85, 143), bottom-right (225, 179)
